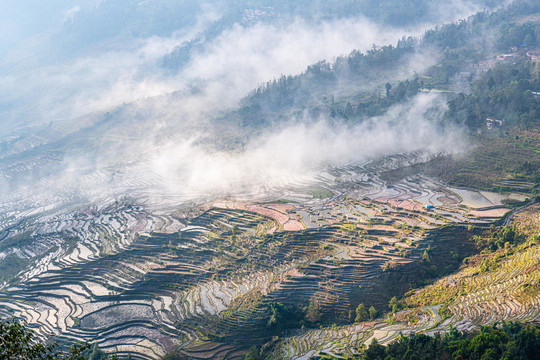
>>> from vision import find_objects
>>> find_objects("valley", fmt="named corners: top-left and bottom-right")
top-left (0, 151), bottom-right (535, 359)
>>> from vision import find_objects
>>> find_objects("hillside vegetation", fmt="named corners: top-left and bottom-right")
top-left (360, 322), bottom-right (540, 360)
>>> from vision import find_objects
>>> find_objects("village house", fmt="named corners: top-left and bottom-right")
top-left (486, 117), bottom-right (504, 130)
top-left (496, 53), bottom-right (516, 62)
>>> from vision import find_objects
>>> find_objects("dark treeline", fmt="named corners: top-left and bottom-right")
top-left (238, 37), bottom-right (419, 123)
top-left (243, 322), bottom-right (540, 359)
top-left (422, 1), bottom-right (540, 50)
top-left (358, 322), bottom-right (540, 360)
top-left (0, 317), bottom-right (119, 360)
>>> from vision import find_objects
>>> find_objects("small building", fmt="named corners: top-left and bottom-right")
top-left (527, 48), bottom-right (540, 62)
top-left (486, 117), bottom-right (504, 130)
top-left (532, 91), bottom-right (540, 99)
top-left (475, 60), bottom-right (494, 71)
top-left (496, 54), bottom-right (515, 62)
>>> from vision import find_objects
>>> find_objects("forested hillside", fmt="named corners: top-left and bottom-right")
top-left (233, 0), bottom-right (540, 131)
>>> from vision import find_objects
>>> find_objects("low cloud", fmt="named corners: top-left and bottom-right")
top-left (0, 4), bottom-right (471, 135)
top-left (142, 93), bottom-right (465, 200)
top-left (0, 92), bottom-right (465, 209)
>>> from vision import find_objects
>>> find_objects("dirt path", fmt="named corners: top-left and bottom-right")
top-left (503, 200), bottom-right (537, 226)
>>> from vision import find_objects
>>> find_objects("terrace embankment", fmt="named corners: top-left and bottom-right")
top-left (0, 154), bottom-right (530, 359)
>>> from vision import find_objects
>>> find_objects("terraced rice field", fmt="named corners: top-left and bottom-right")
top-left (277, 240), bottom-right (540, 359)
top-left (0, 153), bottom-right (530, 359)
top-left (276, 206), bottom-right (540, 360)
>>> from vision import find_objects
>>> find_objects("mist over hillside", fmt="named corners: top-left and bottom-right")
top-left (0, 0), bottom-right (504, 209)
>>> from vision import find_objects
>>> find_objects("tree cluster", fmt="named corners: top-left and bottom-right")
top-left (446, 60), bottom-right (540, 129)
top-left (0, 318), bottom-right (119, 360)
top-left (361, 322), bottom-right (540, 360)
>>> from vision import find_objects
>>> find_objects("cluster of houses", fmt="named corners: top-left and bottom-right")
top-left (527, 48), bottom-right (540, 62)
top-left (496, 53), bottom-right (517, 62)
top-left (475, 46), bottom-right (539, 72)
top-left (508, 45), bottom-right (540, 62)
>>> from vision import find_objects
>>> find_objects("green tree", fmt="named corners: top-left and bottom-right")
top-left (395, 82), bottom-right (406, 100)
top-left (363, 338), bottom-right (386, 359)
top-left (385, 82), bottom-right (392, 97)
top-left (532, 61), bottom-right (540, 83)
top-left (422, 249), bottom-right (431, 263)
top-left (244, 346), bottom-right (261, 360)
top-left (0, 317), bottom-right (119, 359)
top-left (369, 306), bottom-right (378, 320)
top-left (388, 296), bottom-right (400, 313)
top-left (355, 303), bottom-right (369, 322)
top-left (267, 303), bottom-right (284, 328)
top-left (361, 322), bottom-right (540, 360)
top-left (305, 301), bottom-right (322, 324)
